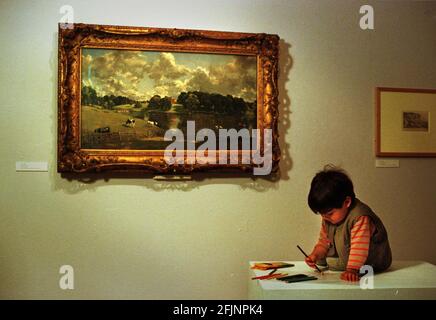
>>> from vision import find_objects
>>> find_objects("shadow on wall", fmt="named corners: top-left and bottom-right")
top-left (278, 39), bottom-right (293, 181)
top-left (51, 33), bottom-right (294, 194)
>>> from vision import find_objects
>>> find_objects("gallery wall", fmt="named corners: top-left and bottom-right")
top-left (0, 0), bottom-right (435, 299)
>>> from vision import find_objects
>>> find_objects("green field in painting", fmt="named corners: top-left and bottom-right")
top-left (81, 105), bottom-right (254, 150)
top-left (81, 105), bottom-right (167, 149)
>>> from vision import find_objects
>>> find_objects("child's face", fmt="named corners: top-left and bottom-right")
top-left (320, 197), bottom-right (352, 224)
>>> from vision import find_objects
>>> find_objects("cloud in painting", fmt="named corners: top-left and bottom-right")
top-left (82, 49), bottom-right (257, 102)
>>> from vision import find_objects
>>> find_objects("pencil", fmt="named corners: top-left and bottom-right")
top-left (297, 245), bottom-right (322, 273)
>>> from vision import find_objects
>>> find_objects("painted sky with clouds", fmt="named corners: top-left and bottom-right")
top-left (81, 48), bottom-right (257, 102)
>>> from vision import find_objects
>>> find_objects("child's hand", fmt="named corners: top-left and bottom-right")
top-left (304, 254), bottom-right (318, 269)
top-left (340, 269), bottom-right (360, 282)
top-left (304, 247), bottom-right (326, 270)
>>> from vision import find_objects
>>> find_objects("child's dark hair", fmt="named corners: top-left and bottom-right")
top-left (308, 165), bottom-right (356, 214)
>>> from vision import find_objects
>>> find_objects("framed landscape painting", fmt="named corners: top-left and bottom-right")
top-left (57, 23), bottom-right (280, 175)
top-left (375, 87), bottom-right (436, 157)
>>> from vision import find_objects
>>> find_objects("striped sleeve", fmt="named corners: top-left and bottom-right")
top-left (314, 221), bottom-right (330, 255)
top-left (347, 216), bottom-right (372, 271)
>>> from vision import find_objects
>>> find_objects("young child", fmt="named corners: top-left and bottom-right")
top-left (305, 165), bottom-right (392, 282)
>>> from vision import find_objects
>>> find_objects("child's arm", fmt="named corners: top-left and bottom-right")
top-left (306, 222), bottom-right (330, 268)
top-left (340, 216), bottom-right (373, 282)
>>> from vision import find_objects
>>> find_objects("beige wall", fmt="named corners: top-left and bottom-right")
top-left (0, 0), bottom-right (435, 299)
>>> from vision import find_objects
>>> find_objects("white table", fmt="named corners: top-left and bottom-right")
top-left (248, 261), bottom-right (436, 299)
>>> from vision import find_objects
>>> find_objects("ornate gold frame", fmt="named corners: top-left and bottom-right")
top-left (58, 23), bottom-right (280, 175)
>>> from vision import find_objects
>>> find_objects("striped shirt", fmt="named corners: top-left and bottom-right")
top-left (315, 216), bottom-right (373, 271)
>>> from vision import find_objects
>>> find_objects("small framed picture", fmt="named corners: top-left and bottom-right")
top-left (376, 87), bottom-right (436, 157)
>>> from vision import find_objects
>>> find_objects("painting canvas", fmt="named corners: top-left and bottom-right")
top-left (80, 49), bottom-right (257, 150)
